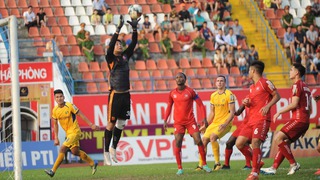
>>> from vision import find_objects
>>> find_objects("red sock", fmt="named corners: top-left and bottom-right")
top-left (273, 150), bottom-right (285, 169)
top-left (278, 141), bottom-right (296, 164)
top-left (239, 145), bottom-right (252, 167)
top-left (252, 148), bottom-right (261, 173)
top-left (224, 148), bottom-right (233, 166)
top-left (198, 145), bottom-right (207, 165)
top-left (175, 147), bottom-right (182, 169)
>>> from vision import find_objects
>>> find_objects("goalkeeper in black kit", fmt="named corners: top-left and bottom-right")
top-left (103, 15), bottom-right (140, 166)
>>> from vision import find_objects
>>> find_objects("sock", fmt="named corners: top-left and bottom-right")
top-left (273, 150), bottom-right (285, 169)
top-left (224, 148), bottom-right (233, 166)
top-left (278, 141), bottom-right (296, 164)
top-left (198, 144), bottom-right (207, 166)
top-left (104, 129), bottom-right (112, 152)
top-left (239, 145), bottom-right (252, 167)
top-left (112, 127), bottom-right (122, 149)
top-left (79, 150), bottom-right (94, 166)
top-left (252, 148), bottom-right (261, 173)
top-left (211, 141), bottom-right (220, 164)
top-left (175, 147), bottom-right (182, 169)
top-left (52, 153), bottom-right (65, 172)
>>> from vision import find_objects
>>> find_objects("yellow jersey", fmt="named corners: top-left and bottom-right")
top-left (52, 102), bottom-right (81, 135)
top-left (210, 89), bottom-right (235, 124)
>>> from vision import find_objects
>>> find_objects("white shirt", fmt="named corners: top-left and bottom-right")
top-left (225, 34), bottom-right (237, 47)
top-left (306, 30), bottom-right (318, 42)
top-left (23, 11), bottom-right (35, 23)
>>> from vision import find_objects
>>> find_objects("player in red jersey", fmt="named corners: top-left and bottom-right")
top-left (314, 95), bottom-right (320, 175)
top-left (235, 61), bottom-right (281, 180)
top-left (163, 72), bottom-right (212, 175)
top-left (261, 63), bottom-right (311, 176)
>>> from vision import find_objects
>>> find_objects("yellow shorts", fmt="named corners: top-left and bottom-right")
top-left (203, 122), bottom-right (232, 139)
top-left (63, 133), bottom-right (80, 149)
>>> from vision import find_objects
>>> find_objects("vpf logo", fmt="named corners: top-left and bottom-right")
top-left (116, 141), bottom-right (134, 162)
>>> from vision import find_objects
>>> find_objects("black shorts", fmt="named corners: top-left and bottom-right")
top-left (108, 91), bottom-right (131, 122)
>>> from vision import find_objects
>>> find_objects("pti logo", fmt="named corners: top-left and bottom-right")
top-left (116, 141), bottom-right (134, 162)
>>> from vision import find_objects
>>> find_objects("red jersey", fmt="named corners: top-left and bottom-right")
top-left (164, 86), bottom-right (206, 125)
top-left (291, 79), bottom-right (311, 122)
top-left (177, 34), bottom-right (191, 43)
top-left (248, 78), bottom-right (276, 123)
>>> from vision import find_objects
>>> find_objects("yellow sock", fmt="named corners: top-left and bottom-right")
top-left (79, 150), bottom-right (94, 166)
top-left (52, 153), bottom-right (65, 172)
top-left (211, 141), bottom-right (220, 164)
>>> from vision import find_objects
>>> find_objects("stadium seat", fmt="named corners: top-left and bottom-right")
top-left (69, 16), bottom-right (80, 26)
top-left (151, 4), bottom-right (163, 13)
top-left (202, 57), bottom-right (213, 68)
top-left (56, 36), bottom-right (66, 46)
top-left (141, 5), bottom-right (151, 14)
top-left (290, 0), bottom-right (301, 9)
top-left (280, 0), bottom-right (290, 8)
top-left (87, 82), bottom-right (98, 93)
top-left (93, 45), bottom-right (104, 56)
top-left (179, 58), bottom-right (191, 69)
top-left (18, 0), bottom-right (28, 8)
top-left (317, 74), bottom-right (320, 84)
top-left (59, 46), bottom-right (70, 56)
top-left (183, 22), bottom-right (194, 32)
top-left (51, 27), bottom-right (61, 36)
top-left (271, 19), bottom-right (282, 30)
top-left (130, 70), bottom-right (139, 80)
top-left (296, 8), bottom-right (306, 18)
top-left (140, 70), bottom-right (150, 80)
top-left (65, 7), bottom-right (76, 16)
top-left (29, 0), bottom-right (39, 7)
top-left (276, 9), bottom-right (285, 19)
top-left (190, 58), bottom-right (202, 68)
top-left (0, 0), bottom-right (5, 8)
top-left (33, 37), bottom-right (44, 47)
top-left (172, 42), bottom-right (182, 52)
top-left (265, 9), bottom-right (276, 19)
top-left (62, 26), bottom-right (73, 36)
top-left (0, 9), bottom-right (9, 18)
top-left (10, 9), bottom-right (21, 18)
top-left (147, 0), bottom-right (158, 4)
top-left (75, 7), bottom-right (86, 16)
top-left (155, 80), bottom-right (167, 91)
top-left (100, 61), bottom-right (109, 72)
top-left (95, 25), bottom-right (106, 35)
top-left (146, 60), bottom-right (158, 70)
top-left (28, 27), bottom-right (40, 37)
top-left (167, 59), bottom-right (179, 69)
top-left (125, 0), bottom-right (135, 4)
top-left (43, 8), bottom-right (53, 17)
top-left (39, 0), bottom-right (50, 7)
top-left (78, 62), bottom-right (89, 72)
top-left (80, 16), bottom-right (91, 25)
top-left (106, 24), bottom-right (117, 35)
top-left (162, 4), bottom-right (172, 14)
top-left (167, 79), bottom-right (176, 89)
top-left (58, 17), bottom-right (69, 26)
top-left (204, 41), bottom-right (215, 51)
top-left (151, 70), bottom-right (162, 79)
top-left (72, 0), bottom-right (82, 6)
top-left (7, 0), bottom-right (17, 8)
top-left (83, 0), bottom-right (93, 6)
top-left (220, 67), bottom-right (229, 75)
top-left (301, 0), bottom-right (311, 8)
top-left (98, 82), bottom-right (109, 93)
top-left (191, 79), bottom-right (201, 89)
top-left (137, 0), bottom-right (147, 4)
top-left (132, 81), bottom-right (145, 91)
top-left (54, 7), bottom-right (64, 17)
top-left (185, 69), bottom-right (195, 78)
top-left (94, 72), bottom-right (105, 81)
top-left (37, 47), bottom-right (46, 56)
top-left (65, 36), bottom-right (76, 45)
top-left (202, 78), bottom-right (212, 89)
top-left (189, 31), bottom-right (198, 40)
top-left (69, 46), bottom-right (82, 56)
top-left (85, 25), bottom-right (95, 35)
top-left (135, 61), bottom-right (147, 70)
top-left (200, 11), bottom-right (211, 22)
top-left (293, 17), bottom-right (301, 26)
top-left (61, 0), bottom-right (72, 6)
top-left (305, 74), bottom-right (317, 85)
top-left (230, 67), bottom-right (240, 75)
top-left (208, 67), bottom-right (218, 77)
top-left (82, 72), bottom-right (93, 81)
top-left (196, 68), bottom-right (206, 78)
top-left (163, 69), bottom-right (173, 78)
top-left (145, 80), bottom-right (153, 91)
top-left (157, 59), bottom-right (169, 70)
top-left (289, 8), bottom-right (297, 18)
top-left (149, 42), bottom-right (161, 53)
top-left (89, 62), bottom-right (101, 72)
top-left (167, 31), bottom-right (177, 41)
top-left (228, 76), bottom-right (237, 87)
top-left (100, 34), bottom-right (111, 44)
top-left (145, 33), bottom-right (155, 42)
top-left (276, 28), bottom-right (286, 39)
top-left (51, 0), bottom-right (61, 7)
top-left (40, 27), bottom-right (51, 37)
top-left (108, 6), bottom-right (119, 14)
top-left (119, 6), bottom-right (129, 15)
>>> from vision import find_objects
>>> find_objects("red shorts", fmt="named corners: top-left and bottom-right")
top-left (281, 120), bottom-right (309, 142)
top-left (239, 120), bottom-right (270, 141)
top-left (174, 121), bottom-right (199, 135)
top-left (232, 122), bottom-right (245, 137)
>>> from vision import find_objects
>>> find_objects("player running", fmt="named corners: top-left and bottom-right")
top-left (261, 64), bottom-right (311, 176)
top-left (197, 75), bottom-right (235, 171)
top-left (164, 72), bottom-right (212, 175)
top-left (44, 89), bottom-right (99, 177)
top-left (235, 61), bottom-right (280, 180)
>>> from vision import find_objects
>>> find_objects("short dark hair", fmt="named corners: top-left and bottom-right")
top-left (217, 75), bottom-right (226, 82)
top-left (250, 44), bottom-right (255, 48)
top-left (54, 89), bottom-right (64, 95)
top-left (293, 63), bottom-right (305, 77)
top-left (250, 60), bottom-right (265, 75)
top-left (28, 5), bottom-right (33, 8)
top-left (177, 72), bottom-right (186, 80)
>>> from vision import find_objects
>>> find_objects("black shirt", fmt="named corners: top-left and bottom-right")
top-left (36, 12), bottom-right (46, 21)
top-left (178, 10), bottom-right (190, 21)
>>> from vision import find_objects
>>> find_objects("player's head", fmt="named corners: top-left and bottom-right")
top-left (114, 39), bottom-right (123, 55)
top-left (248, 60), bottom-right (264, 78)
top-left (175, 72), bottom-right (186, 86)
top-left (290, 63), bottom-right (305, 79)
top-left (216, 75), bottom-right (226, 90)
top-left (54, 89), bottom-right (65, 105)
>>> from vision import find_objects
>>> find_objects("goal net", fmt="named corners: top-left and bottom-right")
top-left (0, 16), bottom-right (22, 180)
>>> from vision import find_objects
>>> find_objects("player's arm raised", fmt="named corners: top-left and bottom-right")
top-left (77, 110), bottom-right (100, 130)
top-left (53, 118), bottom-right (59, 146)
top-left (273, 96), bottom-right (299, 122)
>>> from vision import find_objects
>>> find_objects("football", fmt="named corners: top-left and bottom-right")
top-left (128, 4), bottom-right (142, 20)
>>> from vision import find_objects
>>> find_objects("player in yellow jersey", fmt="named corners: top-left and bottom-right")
top-left (197, 75), bottom-right (235, 171)
top-left (45, 89), bottom-right (100, 177)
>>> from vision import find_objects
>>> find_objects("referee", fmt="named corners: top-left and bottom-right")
top-left (103, 15), bottom-right (139, 165)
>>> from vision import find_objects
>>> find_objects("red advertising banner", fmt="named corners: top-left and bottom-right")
top-left (0, 62), bottom-right (53, 83)
top-left (73, 87), bottom-right (320, 131)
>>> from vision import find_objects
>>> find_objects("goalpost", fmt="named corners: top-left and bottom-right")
top-left (0, 16), bottom-right (22, 180)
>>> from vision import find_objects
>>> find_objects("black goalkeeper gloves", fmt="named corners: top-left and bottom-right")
top-left (116, 15), bottom-right (124, 33)
top-left (127, 18), bottom-right (141, 31)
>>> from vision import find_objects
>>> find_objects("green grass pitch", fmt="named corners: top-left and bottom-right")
top-left (2, 157), bottom-right (319, 180)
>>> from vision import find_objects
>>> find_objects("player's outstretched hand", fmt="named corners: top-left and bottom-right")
top-left (127, 18), bottom-right (141, 30)
top-left (117, 15), bottom-right (124, 32)
top-left (260, 105), bottom-right (270, 116)
top-left (91, 124), bottom-right (100, 131)
top-left (314, 95), bottom-right (320, 102)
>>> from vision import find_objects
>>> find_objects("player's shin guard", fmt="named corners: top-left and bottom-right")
top-left (211, 141), bottom-right (220, 164)
top-left (104, 129), bottom-right (112, 152)
top-left (52, 153), bottom-right (65, 172)
top-left (198, 144), bottom-right (207, 165)
top-left (224, 148), bottom-right (233, 166)
top-left (252, 148), bottom-right (261, 173)
top-left (79, 150), bottom-right (94, 166)
top-left (278, 141), bottom-right (296, 164)
top-left (273, 150), bottom-right (285, 169)
top-left (239, 145), bottom-right (252, 167)
top-left (112, 127), bottom-right (122, 149)
top-left (175, 147), bottom-right (182, 169)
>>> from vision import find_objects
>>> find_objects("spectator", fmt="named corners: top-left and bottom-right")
top-left (304, 6), bottom-right (316, 27)
top-left (92, 0), bottom-right (106, 16)
top-left (222, 20), bottom-right (230, 36)
top-left (214, 28), bottom-right (227, 54)
top-left (281, 5), bottom-right (293, 28)
top-left (193, 31), bottom-right (206, 58)
top-left (91, 9), bottom-right (101, 25)
top-left (221, 0), bottom-right (232, 13)
top-left (212, 23), bottom-right (219, 37)
top-left (213, 48), bottom-right (225, 74)
top-left (194, 10), bottom-right (205, 30)
top-left (284, 27), bottom-right (296, 61)
top-left (238, 52), bottom-right (248, 74)
top-left (235, 46), bottom-right (246, 64)
top-left (172, 16), bottom-right (183, 33)
top-left (104, 8), bottom-right (113, 27)
top-left (152, 14), bottom-right (162, 40)
top-left (160, 15), bottom-right (172, 31)
top-left (200, 21), bottom-right (214, 41)
top-left (306, 24), bottom-right (318, 55)
top-left (160, 30), bottom-right (173, 58)
top-left (300, 15), bottom-right (310, 32)
top-left (169, 7), bottom-right (178, 22)
top-left (316, 36), bottom-right (320, 50)
top-left (177, 29), bottom-right (195, 57)
top-left (23, 6), bottom-right (37, 31)
top-left (225, 52), bottom-right (237, 73)
top-left (76, 23), bottom-right (88, 49)
top-left (225, 28), bottom-right (237, 53)
top-left (212, 1), bottom-right (227, 22)
top-left (233, 19), bottom-right (246, 40)
top-left (313, 51), bottom-right (320, 71)
top-left (178, 4), bottom-right (191, 22)
top-left (297, 49), bottom-right (317, 73)
top-left (263, 0), bottom-right (281, 10)
top-left (248, 44), bottom-right (259, 64)
top-left (36, 8), bottom-right (47, 27)
top-left (142, 15), bottom-right (152, 33)
top-left (188, 1), bottom-right (199, 21)
top-left (46, 35), bottom-right (63, 62)
top-left (138, 30), bottom-right (150, 60)
top-left (294, 25), bottom-right (306, 49)
top-left (205, 0), bottom-right (215, 12)
top-left (82, 31), bottom-right (95, 62)
top-left (312, 0), bottom-right (320, 16)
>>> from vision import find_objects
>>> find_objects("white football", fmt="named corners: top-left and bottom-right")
top-left (128, 4), bottom-right (142, 19)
